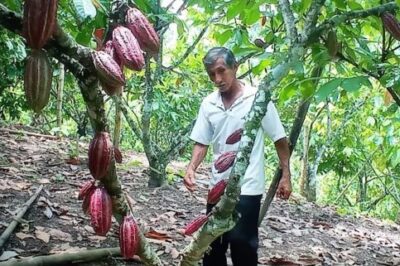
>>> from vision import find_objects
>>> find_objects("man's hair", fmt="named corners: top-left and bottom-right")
top-left (203, 47), bottom-right (237, 69)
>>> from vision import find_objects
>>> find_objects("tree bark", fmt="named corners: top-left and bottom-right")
top-left (56, 63), bottom-right (65, 131)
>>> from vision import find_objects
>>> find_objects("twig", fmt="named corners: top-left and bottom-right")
top-left (0, 185), bottom-right (43, 249)
top-left (0, 128), bottom-right (59, 140)
top-left (0, 247), bottom-right (137, 266)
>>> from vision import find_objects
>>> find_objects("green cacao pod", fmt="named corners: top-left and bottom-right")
top-left (326, 30), bottom-right (338, 57)
top-left (381, 12), bottom-right (400, 41)
top-left (23, 0), bottom-right (58, 49)
top-left (24, 50), bottom-right (52, 113)
top-left (112, 26), bottom-right (145, 71)
top-left (125, 8), bottom-right (160, 55)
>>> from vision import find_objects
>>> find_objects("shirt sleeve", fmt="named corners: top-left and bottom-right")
top-left (261, 101), bottom-right (286, 142)
top-left (190, 101), bottom-right (213, 145)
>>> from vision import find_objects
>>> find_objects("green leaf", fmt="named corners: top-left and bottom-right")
top-left (73, 0), bottom-right (96, 21)
top-left (315, 78), bottom-right (342, 102)
top-left (341, 76), bottom-right (371, 93)
top-left (215, 29), bottom-right (233, 45)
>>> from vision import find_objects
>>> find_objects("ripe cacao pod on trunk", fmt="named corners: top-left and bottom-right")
top-left (82, 187), bottom-right (96, 215)
top-left (88, 132), bottom-right (113, 180)
top-left (92, 51), bottom-right (125, 91)
top-left (184, 215), bottom-right (209, 236)
top-left (104, 40), bottom-right (122, 68)
top-left (23, 0), bottom-right (58, 49)
top-left (89, 187), bottom-right (112, 236)
top-left (78, 180), bottom-right (96, 200)
top-left (381, 12), bottom-right (400, 41)
top-left (226, 128), bottom-right (243, 144)
top-left (24, 49), bottom-right (52, 113)
top-left (119, 216), bottom-right (140, 259)
top-left (326, 30), bottom-right (338, 57)
top-left (207, 179), bottom-right (228, 204)
top-left (125, 8), bottom-right (160, 54)
top-left (214, 151), bottom-right (237, 173)
top-left (112, 26), bottom-right (145, 71)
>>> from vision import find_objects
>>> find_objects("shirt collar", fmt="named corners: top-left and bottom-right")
top-left (208, 82), bottom-right (256, 106)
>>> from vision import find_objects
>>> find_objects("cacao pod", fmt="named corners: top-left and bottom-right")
top-left (24, 49), bottom-right (52, 113)
top-left (207, 179), bottom-right (228, 204)
top-left (78, 180), bottom-right (96, 200)
top-left (214, 151), bottom-right (237, 173)
top-left (381, 12), bottom-right (400, 41)
top-left (89, 187), bottom-right (112, 236)
top-left (104, 40), bottom-right (122, 67)
top-left (92, 51), bottom-right (125, 90)
top-left (82, 188), bottom-right (95, 215)
top-left (184, 215), bottom-right (209, 236)
top-left (112, 26), bottom-right (145, 71)
top-left (114, 147), bottom-right (122, 163)
top-left (88, 132), bottom-right (113, 179)
top-left (226, 128), bottom-right (243, 144)
top-left (23, 0), bottom-right (58, 49)
top-left (119, 216), bottom-right (140, 259)
top-left (326, 30), bottom-right (338, 57)
top-left (125, 8), bottom-right (160, 54)
top-left (254, 39), bottom-right (267, 49)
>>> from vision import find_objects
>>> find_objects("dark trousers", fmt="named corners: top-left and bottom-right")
top-left (203, 195), bottom-right (262, 266)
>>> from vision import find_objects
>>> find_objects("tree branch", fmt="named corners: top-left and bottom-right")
top-left (278, 0), bottom-right (298, 43)
top-left (306, 2), bottom-right (398, 45)
top-left (302, 0), bottom-right (326, 39)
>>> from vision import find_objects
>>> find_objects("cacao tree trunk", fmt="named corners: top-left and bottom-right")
top-left (113, 94), bottom-right (122, 148)
top-left (300, 120), bottom-right (310, 197)
top-left (147, 156), bottom-right (166, 187)
top-left (56, 63), bottom-right (64, 130)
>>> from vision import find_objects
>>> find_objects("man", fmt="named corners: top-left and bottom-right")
top-left (184, 47), bottom-right (292, 266)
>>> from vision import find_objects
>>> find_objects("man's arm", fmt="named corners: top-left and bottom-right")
top-left (274, 137), bottom-right (292, 199)
top-left (184, 142), bottom-right (209, 192)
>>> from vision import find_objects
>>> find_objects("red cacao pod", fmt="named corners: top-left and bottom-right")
top-left (24, 49), bottom-right (52, 113)
top-left (82, 188), bottom-right (95, 215)
top-left (112, 26), bottom-right (145, 71)
top-left (89, 187), bottom-right (112, 236)
top-left (78, 180), bottom-right (96, 200)
top-left (104, 40), bottom-right (122, 68)
top-left (92, 51), bottom-right (125, 91)
top-left (125, 8), bottom-right (160, 54)
top-left (381, 12), bottom-right (400, 41)
top-left (23, 0), bottom-right (58, 49)
top-left (184, 215), bottom-right (209, 236)
top-left (88, 132), bottom-right (113, 179)
top-left (114, 147), bottom-right (122, 163)
top-left (214, 151), bottom-right (237, 173)
top-left (226, 129), bottom-right (243, 144)
top-left (119, 216), bottom-right (140, 259)
top-left (207, 179), bottom-right (228, 204)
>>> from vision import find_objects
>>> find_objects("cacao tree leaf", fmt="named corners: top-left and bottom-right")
top-left (341, 76), bottom-right (371, 93)
top-left (315, 78), bottom-right (343, 102)
top-left (73, 0), bottom-right (97, 21)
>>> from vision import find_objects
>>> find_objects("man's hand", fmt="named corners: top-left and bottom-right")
top-left (276, 169), bottom-right (292, 200)
top-left (184, 167), bottom-right (196, 192)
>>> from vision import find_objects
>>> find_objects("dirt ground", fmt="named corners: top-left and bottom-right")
top-left (0, 126), bottom-right (399, 265)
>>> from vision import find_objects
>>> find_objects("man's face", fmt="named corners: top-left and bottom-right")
top-left (205, 57), bottom-right (238, 93)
